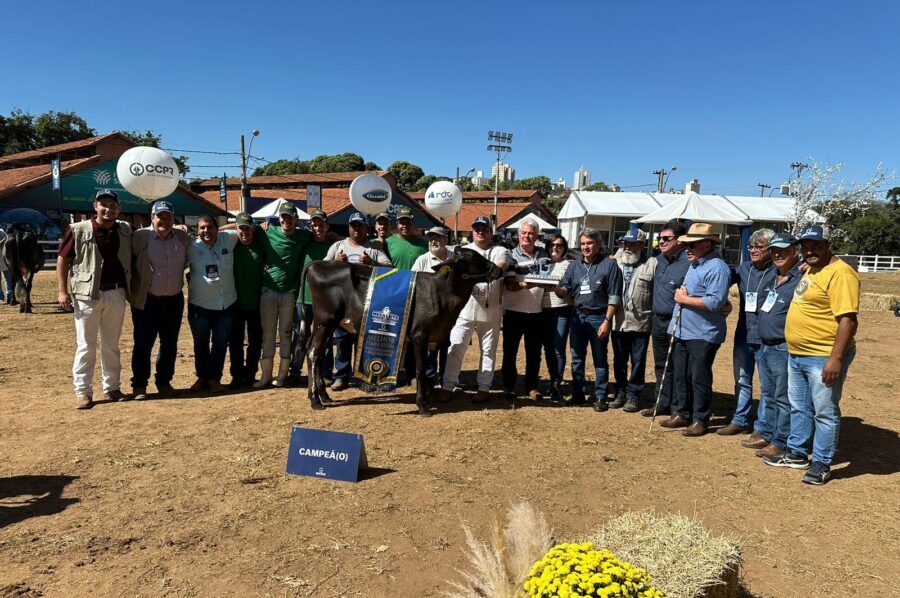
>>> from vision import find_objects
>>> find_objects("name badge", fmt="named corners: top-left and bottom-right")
top-left (760, 291), bottom-right (778, 313)
top-left (745, 291), bottom-right (757, 312)
top-left (205, 264), bottom-right (219, 280)
top-left (579, 279), bottom-right (591, 295)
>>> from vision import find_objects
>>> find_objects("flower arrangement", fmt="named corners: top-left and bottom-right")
top-left (523, 542), bottom-right (665, 598)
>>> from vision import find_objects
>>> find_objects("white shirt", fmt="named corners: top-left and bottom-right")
top-left (411, 248), bottom-right (454, 273)
top-left (458, 244), bottom-right (511, 322)
top-left (325, 239), bottom-right (391, 266)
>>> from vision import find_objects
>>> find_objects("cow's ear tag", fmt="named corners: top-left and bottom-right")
top-left (438, 266), bottom-right (451, 275)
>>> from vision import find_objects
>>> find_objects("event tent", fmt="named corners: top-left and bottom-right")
top-left (504, 213), bottom-right (560, 233)
top-left (635, 192), bottom-right (751, 224)
top-left (250, 197), bottom-right (310, 220)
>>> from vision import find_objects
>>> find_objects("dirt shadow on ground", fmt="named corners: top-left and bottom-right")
top-left (831, 416), bottom-right (900, 480)
top-left (0, 475), bottom-right (79, 529)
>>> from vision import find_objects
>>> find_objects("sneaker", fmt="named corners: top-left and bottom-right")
top-left (802, 461), bottom-right (831, 485)
top-left (330, 378), bottom-right (349, 391)
top-left (623, 398), bottom-right (640, 413)
top-left (75, 395), bottom-right (93, 410)
top-left (609, 391), bottom-right (627, 409)
top-left (157, 382), bottom-right (178, 397)
top-left (105, 389), bottom-right (128, 402)
top-left (762, 450), bottom-right (810, 470)
top-left (132, 387), bottom-right (148, 401)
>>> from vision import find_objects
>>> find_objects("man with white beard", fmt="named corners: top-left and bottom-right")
top-left (610, 229), bottom-right (656, 412)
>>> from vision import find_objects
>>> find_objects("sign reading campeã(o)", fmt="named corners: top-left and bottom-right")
top-left (116, 146), bottom-right (180, 201)
top-left (349, 174), bottom-right (392, 215)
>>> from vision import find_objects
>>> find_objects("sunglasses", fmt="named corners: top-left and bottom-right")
top-left (550, 243), bottom-right (566, 248)
top-left (686, 241), bottom-right (709, 249)
top-left (658, 236), bottom-right (675, 242)
top-left (748, 245), bottom-right (769, 252)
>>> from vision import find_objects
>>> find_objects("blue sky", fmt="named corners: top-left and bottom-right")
top-left (3, 0), bottom-right (898, 196)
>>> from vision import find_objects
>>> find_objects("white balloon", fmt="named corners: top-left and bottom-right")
top-left (424, 181), bottom-right (463, 218)
top-left (116, 146), bottom-right (180, 201)
top-left (349, 174), bottom-right (392, 215)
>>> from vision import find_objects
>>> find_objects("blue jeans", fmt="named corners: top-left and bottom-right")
top-left (786, 348), bottom-right (856, 465)
top-left (2, 269), bottom-right (13, 302)
top-left (569, 310), bottom-right (610, 401)
top-left (188, 303), bottom-right (235, 381)
top-left (333, 327), bottom-right (356, 382)
top-left (131, 293), bottom-right (184, 389)
top-left (732, 339), bottom-right (765, 431)
top-left (611, 331), bottom-right (650, 400)
top-left (756, 342), bottom-right (790, 448)
top-left (545, 306), bottom-right (571, 382)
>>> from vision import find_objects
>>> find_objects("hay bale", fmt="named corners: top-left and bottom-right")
top-left (859, 292), bottom-right (899, 312)
top-left (585, 511), bottom-right (741, 598)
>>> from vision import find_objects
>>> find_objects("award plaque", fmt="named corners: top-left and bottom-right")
top-left (519, 257), bottom-right (561, 287)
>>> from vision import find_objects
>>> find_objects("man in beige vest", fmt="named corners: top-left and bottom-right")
top-left (57, 189), bottom-right (133, 409)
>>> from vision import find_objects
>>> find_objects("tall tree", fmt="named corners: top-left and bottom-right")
top-left (0, 109), bottom-right (37, 155)
top-left (364, 161), bottom-right (381, 171)
top-left (123, 129), bottom-right (189, 175)
top-left (307, 152), bottom-right (365, 173)
top-left (512, 175), bottom-right (553, 197)
top-left (252, 158), bottom-right (308, 176)
top-left (1, 108), bottom-right (95, 156)
top-left (387, 160), bottom-right (425, 191)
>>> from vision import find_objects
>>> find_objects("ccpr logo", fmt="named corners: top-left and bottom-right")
top-left (129, 163), bottom-right (145, 176)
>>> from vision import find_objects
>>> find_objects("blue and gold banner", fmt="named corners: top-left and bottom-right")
top-left (353, 267), bottom-right (416, 392)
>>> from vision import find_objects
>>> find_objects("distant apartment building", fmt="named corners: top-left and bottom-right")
top-left (573, 165), bottom-right (591, 190)
top-left (470, 170), bottom-right (488, 187)
top-left (492, 162), bottom-right (515, 184)
top-left (554, 177), bottom-right (567, 190)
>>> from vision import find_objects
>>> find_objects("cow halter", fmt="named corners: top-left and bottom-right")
top-left (461, 264), bottom-right (496, 281)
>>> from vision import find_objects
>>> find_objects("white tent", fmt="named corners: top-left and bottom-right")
top-left (505, 213), bottom-right (559, 232)
top-left (635, 191), bottom-right (751, 225)
top-left (250, 198), bottom-right (310, 220)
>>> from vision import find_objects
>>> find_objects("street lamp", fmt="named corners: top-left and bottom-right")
top-left (653, 166), bottom-right (677, 193)
top-left (487, 130), bottom-right (513, 231)
top-left (240, 128), bottom-right (260, 214)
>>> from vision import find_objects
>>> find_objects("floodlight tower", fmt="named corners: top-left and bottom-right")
top-left (487, 130), bottom-right (513, 231)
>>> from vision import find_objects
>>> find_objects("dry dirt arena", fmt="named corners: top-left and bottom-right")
top-left (1, 272), bottom-right (898, 598)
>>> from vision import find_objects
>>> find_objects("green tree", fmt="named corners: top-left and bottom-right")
top-left (1, 108), bottom-right (95, 156)
top-left (252, 158), bottom-right (308, 176)
top-left (0, 109), bottom-right (37, 155)
top-left (122, 129), bottom-right (189, 175)
top-left (583, 181), bottom-right (615, 192)
top-left (886, 186), bottom-right (900, 209)
top-left (364, 161), bottom-right (381, 171)
top-left (512, 175), bottom-right (553, 197)
top-left (840, 213), bottom-right (900, 255)
top-left (387, 160), bottom-right (425, 191)
top-left (414, 174), bottom-right (452, 192)
top-left (307, 152), bottom-right (365, 173)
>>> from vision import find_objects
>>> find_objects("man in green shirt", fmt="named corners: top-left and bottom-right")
top-left (229, 213), bottom-right (265, 388)
top-left (255, 202), bottom-right (312, 388)
top-left (384, 206), bottom-right (427, 270)
top-left (289, 210), bottom-right (335, 384)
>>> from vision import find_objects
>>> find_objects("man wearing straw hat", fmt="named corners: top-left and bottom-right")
top-left (659, 223), bottom-right (731, 437)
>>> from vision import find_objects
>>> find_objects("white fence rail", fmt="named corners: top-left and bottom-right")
top-left (40, 240), bottom-right (60, 268)
top-left (839, 255), bottom-right (900, 273)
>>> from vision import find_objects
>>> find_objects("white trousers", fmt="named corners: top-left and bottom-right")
top-left (260, 288), bottom-right (296, 359)
top-left (441, 317), bottom-right (501, 392)
top-left (72, 288), bottom-right (127, 396)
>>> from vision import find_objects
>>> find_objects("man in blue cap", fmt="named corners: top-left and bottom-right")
top-left (753, 232), bottom-right (803, 459)
top-left (130, 199), bottom-right (191, 400)
top-left (763, 224), bottom-right (859, 485)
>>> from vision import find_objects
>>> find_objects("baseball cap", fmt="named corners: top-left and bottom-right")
top-left (375, 211), bottom-right (391, 222)
top-left (472, 215), bottom-right (492, 229)
top-left (235, 212), bottom-right (253, 227)
top-left (349, 212), bottom-right (367, 225)
top-left (396, 206), bottom-right (414, 221)
top-left (621, 229), bottom-right (648, 243)
top-left (152, 200), bottom-right (174, 215)
top-left (95, 189), bottom-right (119, 202)
top-left (278, 202), bottom-right (297, 216)
top-left (769, 232), bottom-right (799, 248)
top-left (798, 224), bottom-right (829, 242)
top-left (310, 210), bottom-right (328, 222)
top-left (425, 226), bottom-right (449, 237)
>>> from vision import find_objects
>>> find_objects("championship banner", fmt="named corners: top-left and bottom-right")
top-left (353, 267), bottom-right (416, 392)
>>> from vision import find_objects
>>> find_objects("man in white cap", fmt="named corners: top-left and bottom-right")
top-left (412, 226), bottom-right (455, 387)
top-left (130, 199), bottom-right (191, 400)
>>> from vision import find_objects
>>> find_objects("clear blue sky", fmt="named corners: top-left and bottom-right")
top-left (4, 0), bottom-right (898, 196)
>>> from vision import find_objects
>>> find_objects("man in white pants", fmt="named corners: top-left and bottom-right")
top-left (57, 189), bottom-right (133, 409)
top-left (437, 215), bottom-right (511, 404)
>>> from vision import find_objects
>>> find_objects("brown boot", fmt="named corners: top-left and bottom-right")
top-left (756, 444), bottom-right (782, 458)
top-left (717, 423), bottom-right (749, 436)
top-left (659, 415), bottom-right (690, 429)
top-left (682, 421), bottom-right (708, 437)
top-left (741, 430), bottom-right (769, 449)
top-left (75, 395), bottom-right (93, 410)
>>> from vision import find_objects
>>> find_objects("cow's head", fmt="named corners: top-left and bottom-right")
top-left (432, 247), bottom-right (504, 283)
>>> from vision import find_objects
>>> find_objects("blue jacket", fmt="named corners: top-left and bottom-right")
top-left (756, 263), bottom-right (803, 343)
top-left (733, 259), bottom-right (775, 346)
top-left (653, 249), bottom-right (690, 317)
top-left (560, 254), bottom-right (623, 311)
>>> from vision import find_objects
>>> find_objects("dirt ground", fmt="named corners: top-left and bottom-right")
top-left (1, 272), bottom-right (897, 598)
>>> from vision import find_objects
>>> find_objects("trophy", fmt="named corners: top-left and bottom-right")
top-left (519, 257), bottom-right (561, 287)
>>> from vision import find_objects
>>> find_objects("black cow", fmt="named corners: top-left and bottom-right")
top-left (302, 247), bottom-right (504, 416)
top-left (4, 223), bottom-right (45, 313)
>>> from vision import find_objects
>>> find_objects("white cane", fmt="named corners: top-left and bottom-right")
top-left (649, 304), bottom-right (683, 434)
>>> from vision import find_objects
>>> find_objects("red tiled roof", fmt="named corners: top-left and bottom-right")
top-left (441, 202), bottom-right (556, 234)
top-left (192, 171), bottom-right (391, 188)
top-left (0, 132), bottom-right (130, 167)
top-left (0, 157), bottom-right (101, 200)
top-left (199, 187), bottom-right (352, 216)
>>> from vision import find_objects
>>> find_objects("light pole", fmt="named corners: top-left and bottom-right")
top-left (790, 161), bottom-right (808, 200)
top-left (757, 182), bottom-right (772, 197)
top-left (487, 130), bottom-right (513, 231)
top-left (240, 129), bottom-right (260, 214)
top-left (653, 166), bottom-right (677, 193)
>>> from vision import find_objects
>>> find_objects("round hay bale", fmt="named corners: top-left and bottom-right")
top-left (585, 511), bottom-right (741, 598)
top-left (859, 292), bottom-right (899, 312)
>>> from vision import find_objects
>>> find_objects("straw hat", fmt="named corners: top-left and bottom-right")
top-left (678, 223), bottom-right (721, 244)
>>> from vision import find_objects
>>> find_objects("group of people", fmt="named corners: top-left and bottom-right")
top-left (57, 189), bottom-right (859, 485)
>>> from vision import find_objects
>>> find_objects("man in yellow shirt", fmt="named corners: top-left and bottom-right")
top-left (762, 225), bottom-right (859, 485)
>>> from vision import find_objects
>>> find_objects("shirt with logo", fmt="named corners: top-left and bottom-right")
top-left (652, 249), bottom-right (690, 317)
top-left (385, 235), bottom-right (428, 271)
top-left (458, 244), bottom-right (512, 322)
top-left (559, 253), bottom-right (623, 312)
top-left (324, 239), bottom-right (391, 266)
top-left (756, 263), bottom-right (803, 344)
top-left (187, 231), bottom-right (239, 311)
top-left (233, 237), bottom-right (265, 310)
top-left (504, 245), bottom-right (549, 314)
top-left (733, 259), bottom-right (775, 346)
top-left (785, 258), bottom-right (859, 357)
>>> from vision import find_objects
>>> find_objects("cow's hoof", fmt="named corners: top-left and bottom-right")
top-left (310, 402), bottom-right (326, 411)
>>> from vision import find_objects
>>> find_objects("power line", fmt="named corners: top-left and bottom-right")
top-left (161, 147), bottom-right (241, 156)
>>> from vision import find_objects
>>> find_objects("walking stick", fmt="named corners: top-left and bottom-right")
top-left (649, 304), bottom-right (682, 434)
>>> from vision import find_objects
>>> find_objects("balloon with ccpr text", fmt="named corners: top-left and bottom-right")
top-left (116, 146), bottom-right (180, 200)
top-left (424, 181), bottom-right (462, 218)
